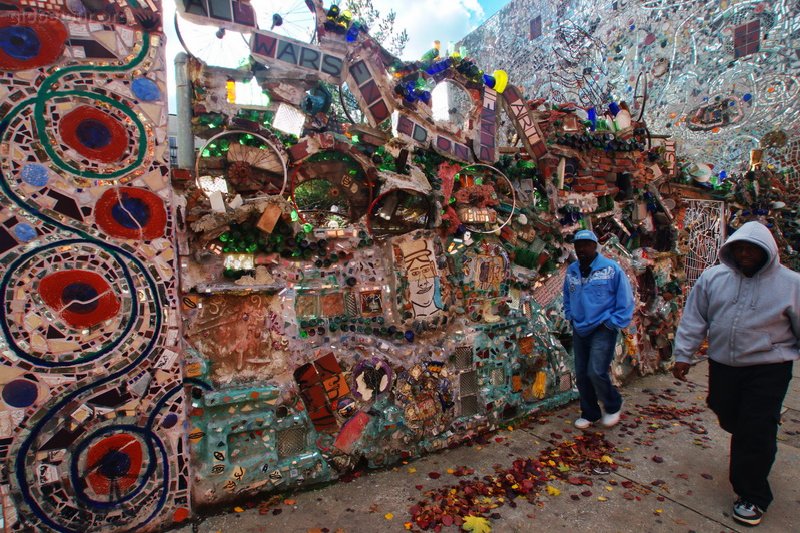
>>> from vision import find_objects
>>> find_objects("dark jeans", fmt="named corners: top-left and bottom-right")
top-left (707, 359), bottom-right (793, 510)
top-left (572, 325), bottom-right (622, 421)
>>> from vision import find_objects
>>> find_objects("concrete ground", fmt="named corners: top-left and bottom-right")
top-left (174, 361), bottom-right (800, 533)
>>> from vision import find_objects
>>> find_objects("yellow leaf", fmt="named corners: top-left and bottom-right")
top-left (407, 467), bottom-right (416, 473)
top-left (605, 486), bottom-right (613, 491)
top-left (546, 485), bottom-right (561, 496)
top-left (601, 455), bottom-right (614, 464)
top-left (404, 523), bottom-right (413, 530)
top-left (233, 507), bottom-right (244, 513)
top-left (655, 509), bottom-right (663, 514)
top-left (462, 515), bottom-right (492, 533)
top-left (384, 513), bottom-right (394, 520)
top-left (597, 496), bottom-right (608, 502)
top-left (507, 425), bottom-right (514, 431)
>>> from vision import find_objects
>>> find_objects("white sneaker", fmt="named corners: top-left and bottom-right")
top-left (601, 409), bottom-right (622, 428)
top-left (574, 417), bottom-right (593, 429)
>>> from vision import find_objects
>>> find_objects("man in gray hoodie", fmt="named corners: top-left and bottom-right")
top-left (672, 221), bottom-right (800, 527)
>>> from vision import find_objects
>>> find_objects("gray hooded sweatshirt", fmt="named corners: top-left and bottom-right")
top-left (674, 221), bottom-right (800, 367)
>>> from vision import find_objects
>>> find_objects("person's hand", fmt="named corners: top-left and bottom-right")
top-left (672, 361), bottom-right (690, 381)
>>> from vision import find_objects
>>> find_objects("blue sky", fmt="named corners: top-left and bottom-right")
top-left (164, 0), bottom-right (511, 112)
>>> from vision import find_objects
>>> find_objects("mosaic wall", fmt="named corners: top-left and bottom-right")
top-left (0, 2), bottom-right (187, 531)
top-left (174, 0), bottom-right (686, 508)
top-left (460, 0), bottom-right (800, 185)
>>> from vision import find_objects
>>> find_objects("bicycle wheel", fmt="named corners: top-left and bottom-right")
top-left (251, 0), bottom-right (318, 43)
top-left (174, 12), bottom-right (252, 69)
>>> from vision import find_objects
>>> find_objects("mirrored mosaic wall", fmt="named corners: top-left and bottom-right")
top-left (0, 2), bottom-right (187, 531)
top-left (461, 0), bottom-right (800, 185)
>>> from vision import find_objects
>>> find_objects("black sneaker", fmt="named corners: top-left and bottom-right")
top-left (733, 498), bottom-right (764, 526)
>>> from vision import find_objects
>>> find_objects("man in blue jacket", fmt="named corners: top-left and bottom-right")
top-left (563, 229), bottom-right (634, 430)
top-left (673, 221), bottom-right (800, 527)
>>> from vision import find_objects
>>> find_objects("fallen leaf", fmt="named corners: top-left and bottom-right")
top-left (284, 499), bottom-right (296, 505)
top-left (462, 515), bottom-right (492, 533)
top-left (700, 473), bottom-right (713, 480)
top-left (442, 515), bottom-right (454, 526)
top-left (581, 490), bottom-right (593, 497)
top-left (233, 507), bottom-right (244, 513)
top-left (408, 467), bottom-right (417, 474)
top-left (428, 471), bottom-right (441, 479)
top-left (597, 496), bottom-right (608, 502)
top-left (384, 513), bottom-right (394, 520)
top-left (546, 485), bottom-right (561, 496)
top-left (651, 456), bottom-right (664, 463)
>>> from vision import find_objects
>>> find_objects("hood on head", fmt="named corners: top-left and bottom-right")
top-left (718, 221), bottom-right (779, 275)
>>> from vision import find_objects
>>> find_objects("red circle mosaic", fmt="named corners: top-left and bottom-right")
top-left (0, 14), bottom-right (67, 70)
top-left (38, 270), bottom-right (121, 329)
top-left (58, 106), bottom-right (129, 163)
top-left (85, 433), bottom-right (143, 496)
top-left (94, 187), bottom-right (167, 240)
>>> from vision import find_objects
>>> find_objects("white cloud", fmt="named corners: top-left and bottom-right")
top-left (367, 0), bottom-right (485, 60)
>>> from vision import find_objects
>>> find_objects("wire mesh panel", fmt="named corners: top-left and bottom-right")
top-left (277, 426), bottom-right (308, 458)
top-left (683, 199), bottom-right (726, 287)
top-left (460, 370), bottom-right (479, 396)
top-left (453, 346), bottom-right (474, 370)
top-left (459, 395), bottom-right (479, 417)
top-left (490, 367), bottom-right (505, 387)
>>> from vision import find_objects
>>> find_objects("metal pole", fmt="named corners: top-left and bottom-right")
top-left (174, 52), bottom-right (194, 169)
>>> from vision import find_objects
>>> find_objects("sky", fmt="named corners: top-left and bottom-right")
top-left (163, 0), bottom-right (511, 113)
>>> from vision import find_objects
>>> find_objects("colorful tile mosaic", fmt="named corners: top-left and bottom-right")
top-left (0, 2), bottom-right (185, 531)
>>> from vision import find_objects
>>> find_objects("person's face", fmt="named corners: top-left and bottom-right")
top-left (574, 240), bottom-right (598, 263)
top-left (730, 241), bottom-right (767, 276)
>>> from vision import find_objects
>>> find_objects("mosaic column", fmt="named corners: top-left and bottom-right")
top-left (0, 3), bottom-right (188, 531)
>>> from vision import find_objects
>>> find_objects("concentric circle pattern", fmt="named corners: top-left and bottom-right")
top-left (0, 14), bottom-right (67, 70)
top-left (58, 106), bottom-right (130, 163)
top-left (94, 187), bottom-right (167, 240)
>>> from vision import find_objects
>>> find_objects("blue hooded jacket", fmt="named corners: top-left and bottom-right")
top-left (562, 252), bottom-right (634, 336)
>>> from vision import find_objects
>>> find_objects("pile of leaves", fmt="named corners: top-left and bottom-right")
top-left (620, 389), bottom-right (708, 445)
top-left (408, 432), bottom-right (618, 531)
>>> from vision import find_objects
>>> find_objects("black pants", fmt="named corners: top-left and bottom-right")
top-left (707, 359), bottom-right (793, 510)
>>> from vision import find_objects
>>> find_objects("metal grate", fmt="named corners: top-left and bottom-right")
top-left (453, 346), bottom-right (473, 370)
top-left (276, 426), bottom-right (307, 458)
top-left (490, 367), bottom-right (505, 387)
top-left (460, 370), bottom-right (479, 396)
top-left (460, 395), bottom-right (479, 417)
top-left (683, 199), bottom-right (725, 287)
top-left (559, 373), bottom-right (573, 392)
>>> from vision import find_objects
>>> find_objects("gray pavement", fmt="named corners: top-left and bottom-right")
top-left (174, 361), bottom-right (800, 533)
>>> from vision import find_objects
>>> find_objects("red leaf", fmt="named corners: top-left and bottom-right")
top-left (581, 490), bottom-right (593, 497)
top-left (621, 481), bottom-right (634, 488)
top-left (570, 495), bottom-right (580, 501)
top-left (623, 492), bottom-right (635, 500)
top-left (415, 485), bottom-right (424, 490)
top-left (651, 456), bottom-right (664, 463)
top-left (442, 515), bottom-right (454, 526)
top-left (428, 472), bottom-right (441, 479)
top-left (676, 473), bottom-right (689, 480)
top-left (701, 473), bottom-right (713, 480)
top-left (567, 477), bottom-right (584, 485)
